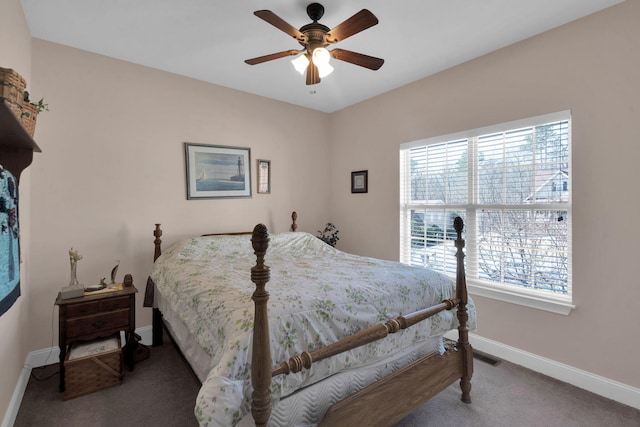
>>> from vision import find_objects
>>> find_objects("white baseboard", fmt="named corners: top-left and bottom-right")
top-left (136, 325), bottom-right (153, 347)
top-left (1, 366), bottom-right (30, 427)
top-left (1, 326), bottom-right (153, 427)
top-left (445, 331), bottom-right (640, 411)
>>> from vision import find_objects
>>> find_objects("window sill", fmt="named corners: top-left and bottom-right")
top-left (468, 281), bottom-right (575, 315)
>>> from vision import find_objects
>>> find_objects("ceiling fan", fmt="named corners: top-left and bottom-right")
top-left (245, 3), bottom-right (384, 85)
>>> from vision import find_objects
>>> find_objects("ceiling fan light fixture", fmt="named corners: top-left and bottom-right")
top-left (317, 62), bottom-right (334, 78)
top-left (311, 47), bottom-right (330, 66)
top-left (291, 54), bottom-right (309, 75)
top-left (312, 47), bottom-right (333, 78)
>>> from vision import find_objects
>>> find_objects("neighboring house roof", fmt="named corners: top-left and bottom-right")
top-left (526, 170), bottom-right (569, 202)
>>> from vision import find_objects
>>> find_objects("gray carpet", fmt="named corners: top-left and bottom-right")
top-left (14, 339), bottom-right (640, 427)
top-left (14, 337), bottom-right (200, 427)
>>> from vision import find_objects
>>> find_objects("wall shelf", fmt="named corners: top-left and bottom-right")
top-left (0, 99), bottom-right (41, 183)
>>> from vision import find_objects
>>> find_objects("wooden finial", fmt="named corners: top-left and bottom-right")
top-left (291, 211), bottom-right (298, 232)
top-left (454, 216), bottom-right (464, 236)
top-left (153, 224), bottom-right (163, 262)
top-left (251, 223), bottom-right (270, 255)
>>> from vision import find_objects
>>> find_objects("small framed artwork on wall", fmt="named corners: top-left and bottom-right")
top-left (257, 159), bottom-right (271, 194)
top-left (184, 143), bottom-right (252, 199)
top-left (351, 170), bottom-right (368, 193)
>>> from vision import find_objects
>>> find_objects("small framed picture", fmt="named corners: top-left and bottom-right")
top-left (184, 143), bottom-right (252, 199)
top-left (351, 170), bottom-right (368, 193)
top-left (257, 159), bottom-right (271, 194)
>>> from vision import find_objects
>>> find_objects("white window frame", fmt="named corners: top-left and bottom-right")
top-left (400, 111), bottom-right (574, 315)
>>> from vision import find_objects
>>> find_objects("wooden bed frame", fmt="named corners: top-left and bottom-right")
top-left (147, 212), bottom-right (472, 426)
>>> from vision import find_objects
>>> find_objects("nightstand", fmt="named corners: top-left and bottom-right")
top-left (55, 279), bottom-right (137, 393)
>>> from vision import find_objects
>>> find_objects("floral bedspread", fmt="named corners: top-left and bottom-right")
top-left (150, 231), bottom-right (476, 426)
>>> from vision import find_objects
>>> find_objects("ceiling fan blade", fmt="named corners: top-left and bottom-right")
top-left (245, 50), bottom-right (301, 65)
top-left (330, 49), bottom-right (384, 70)
top-left (254, 10), bottom-right (306, 42)
top-left (326, 9), bottom-right (378, 43)
top-left (306, 62), bottom-right (320, 85)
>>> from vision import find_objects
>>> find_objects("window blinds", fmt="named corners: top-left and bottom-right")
top-left (400, 111), bottom-right (571, 299)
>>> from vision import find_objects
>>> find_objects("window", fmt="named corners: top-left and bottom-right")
top-left (400, 111), bottom-right (573, 314)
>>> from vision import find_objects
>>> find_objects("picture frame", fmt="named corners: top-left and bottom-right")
top-left (257, 159), bottom-right (271, 194)
top-left (351, 170), bottom-right (368, 193)
top-left (184, 143), bottom-right (252, 199)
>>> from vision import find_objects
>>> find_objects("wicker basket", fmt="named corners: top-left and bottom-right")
top-left (0, 67), bottom-right (39, 137)
top-left (0, 67), bottom-right (26, 104)
top-left (64, 335), bottom-right (123, 400)
top-left (19, 102), bottom-right (39, 137)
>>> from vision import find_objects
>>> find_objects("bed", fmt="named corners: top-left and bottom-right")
top-left (144, 212), bottom-right (475, 426)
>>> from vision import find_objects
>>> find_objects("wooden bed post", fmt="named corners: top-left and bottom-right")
top-left (251, 224), bottom-right (272, 426)
top-left (290, 211), bottom-right (298, 232)
top-left (151, 224), bottom-right (164, 347)
top-left (454, 217), bottom-right (473, 403)
top-left (153, 224), bottom-right (162, 262)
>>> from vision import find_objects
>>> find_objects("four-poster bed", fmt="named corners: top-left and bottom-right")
top-left (145, 212), bottom-right (474, 426)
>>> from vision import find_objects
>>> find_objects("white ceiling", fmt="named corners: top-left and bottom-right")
top-left (21, 0), bottom-right (623, 113)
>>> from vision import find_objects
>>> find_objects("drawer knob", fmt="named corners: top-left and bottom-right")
top-left (92, 319), bottom-right (108, 329)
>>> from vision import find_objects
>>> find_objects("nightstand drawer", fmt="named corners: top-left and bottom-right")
top-left (66, 309), bottom-right (130, 339)
top-left (65, 296), bottom-right (130, 317)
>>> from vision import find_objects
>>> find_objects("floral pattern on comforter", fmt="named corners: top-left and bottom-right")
top-left (150, 232), bottom-right (476, 426)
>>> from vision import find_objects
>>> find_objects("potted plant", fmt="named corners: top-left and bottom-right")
top-left (0, 68), bottom-right (48, 137)
top-left (23, 91), bottom-right (48, 113)
top-left (20, 90), bottom-right (48, 137)
top-left (317, 223), bottom-right (339, 247)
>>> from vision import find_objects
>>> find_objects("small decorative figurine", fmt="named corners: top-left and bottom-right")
top-left (85, 278), bottom-right (107, 292)
top-left (110, 260), bottom-right (120, 284)
top-left (68, 248), bottom-right (83, 287)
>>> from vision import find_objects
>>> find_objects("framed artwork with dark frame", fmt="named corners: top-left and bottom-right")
top-left (0, 166), bottom-right (20, 316)
top-left (184, 143), bottom-right (252, 199)
top-left (257, 159), bottom-right (271, 194)
top-left (351, 170), bottom-right (368, 193)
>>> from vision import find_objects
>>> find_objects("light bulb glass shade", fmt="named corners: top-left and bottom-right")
top-left (317, 62), bottom-right (334, 78)
top-left (312, 47), bottom-right (331, 65)
top-left (291, 54), bottom-right (309, 75)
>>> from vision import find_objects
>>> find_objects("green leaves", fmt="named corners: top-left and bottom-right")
top-left (23, 90), bottom-right (49, 113)
top-left (317, 222), bottom-right (339, 247)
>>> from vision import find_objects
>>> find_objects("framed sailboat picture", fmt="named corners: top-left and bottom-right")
top-left (184, 143), bottom-right (252, 199)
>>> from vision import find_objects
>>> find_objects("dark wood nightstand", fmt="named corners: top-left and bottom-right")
top-left (55, 279), bottom-right (137, 393)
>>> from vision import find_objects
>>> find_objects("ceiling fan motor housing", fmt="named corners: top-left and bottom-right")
top-left (299, 23), bottom-right (330, 53)
top-left (306, 3), bottom-right (325, 22)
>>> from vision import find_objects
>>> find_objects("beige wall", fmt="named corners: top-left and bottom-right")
top-left (329, 0), bottom-right (640, 388)
top-left (2, 1), bottom-right (638, 421)
top-left (27, 40), bottom-right (332, 351)
top-left (0, 0), bottom-right (33, 419)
